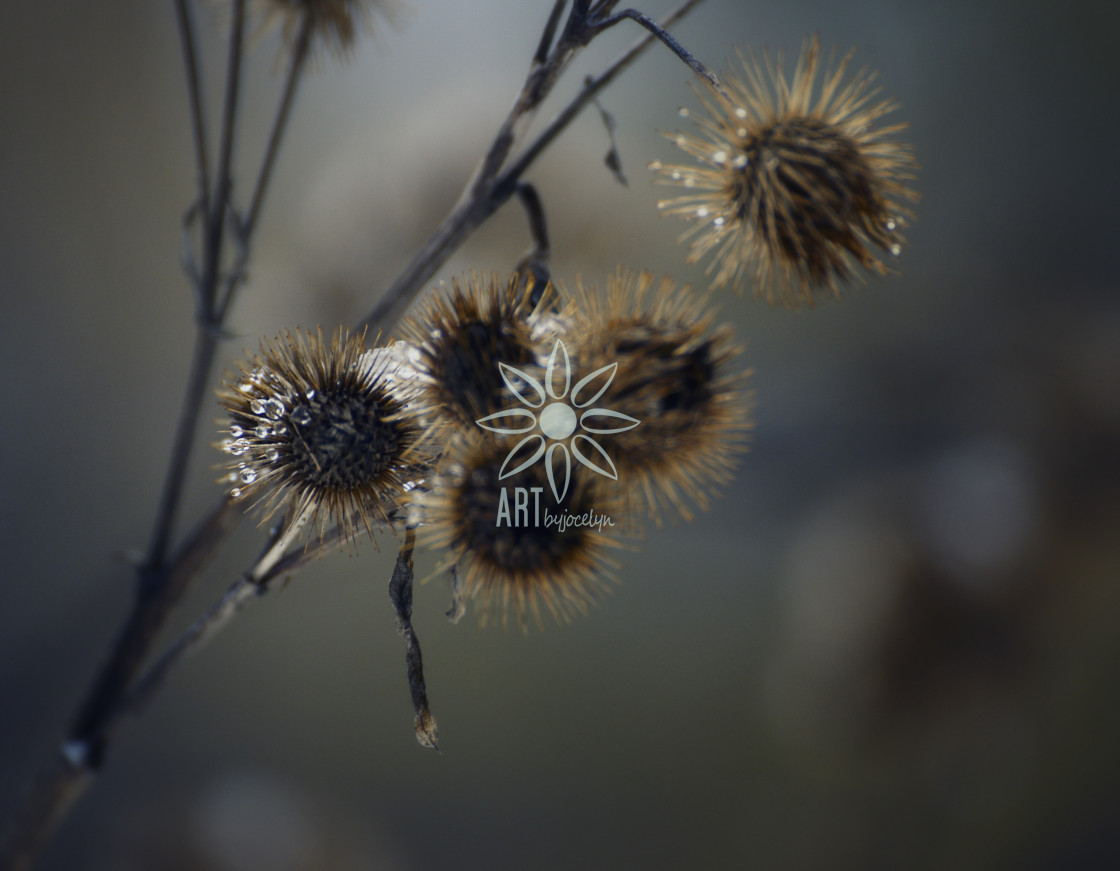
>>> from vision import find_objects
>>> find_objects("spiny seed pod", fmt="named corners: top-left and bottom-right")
top-left (566, 270), bottom-right (751, 524)
top-left (398, 272), bottom-right (563, 445)
top-left (216, 327), bottom-right (429, 543)
top-left (650, 35), bottom-right (919, 308)
top-left (419, 437), bottom-right (625, 631)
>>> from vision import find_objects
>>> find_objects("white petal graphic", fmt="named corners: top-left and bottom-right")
top-left (579, 408), bottom-right (642, 435)
top-left (571, 362), bottom-right (618, 409)
top-left (498, 435), bottom-right (546, 480)
top-left (476, 408), bottom-right (538, 434)
top-left (499, 363), bottom-right (545, 408)
top-left (545, 443), bottom-right (571, 503)
top-left (544, 339), bottom-right (571, 401)
top-left (571, 435), bottom-right (618, 481)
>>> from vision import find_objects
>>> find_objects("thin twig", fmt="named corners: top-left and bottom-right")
top-left (598, 7), bottom-right (724, 95)
top-left (244, 15), bottom-right (312, 240)
top-left (146, 0), bottom-right (246, 582)
top-left (513, 182), bottom-right (552, 290)
top-left (501, 0), bottom-right (707, 189)
top-left (173, 0), bottom-right (211, 227)
top-left (217, 13), bottom-right (313, 321)
top-left (117, 526), bottom-right (349, 728)
top-left (533, 0), bottom-right (568, 67)
top-left (358, 0), bottom-right (708, 334)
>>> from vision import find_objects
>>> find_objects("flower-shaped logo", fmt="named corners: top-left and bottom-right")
top-left (476, 339), bottom-right (640, 502)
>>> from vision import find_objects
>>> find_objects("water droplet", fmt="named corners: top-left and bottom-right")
top-left (265, 398), bottom-right (285, 420)
top-left (713, 216), bottom-right (726, 227)
top-left (683, 178), bottom-right (696, 188)
top-left (711, 150), bottom-right (728, 165)
top-left (885, 218), bottom-right (897, 232)
top-left (670, 170), bottom-right (682, 181)
top-left (889, 243), bottom-right (902, 256)
top-left (220, 438), bottom-right (234, 453)
top-left (674, 135), bottom-right (687, 148)
top-left (678, 107), bottom-right (690, 118)
top-left (648, 160), bottom-right (663, 170)
top-left (732, 154), bottom-right (748, 169)
top-left (229, 424), bottom-right (244, 438)
top-left (238, 382), bottom-right (256, 394)
top-left (305, 389), bottom-right (317, 401)
top-left (264, 447), bottom-right (280, 463)
top-left (230, 488), bottom-right (243, 500)
top-left (696, 207), bottom-right (709, 218)
top-left (736, 127), bottom-right (748, 139)
top-left (255, 424), bottom-right (272, 440)
top-left (734, 107), bottom-right (748, 119)
top-left (290, 405), bottom-right (312, 426)
top-left (249, 398), bottom-right (266, 416)
top-left (227, 438), bottom-right (250, 456)
top-left (239, 466), bottom-right (258, 484)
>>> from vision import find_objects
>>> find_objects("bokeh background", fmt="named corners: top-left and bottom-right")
top-left (2, 0), bottom-right (1119, 868)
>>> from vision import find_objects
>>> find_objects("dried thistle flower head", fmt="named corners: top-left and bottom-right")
top-left (256, 0), bottom-right (394, 56)
top-left (216, 327), bottom-right (427, 543)
top-left (567, 270), bottom-right (752, 523)
top-left (419, 437), bottom-right (625, 631)
top-left (650, 35), bottom-right (919, 307)
top-left (398, 272), bottom-right (561, 445)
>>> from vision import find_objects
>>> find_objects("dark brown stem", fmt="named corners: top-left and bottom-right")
top-left (358, 0), bottom-right (708, 334)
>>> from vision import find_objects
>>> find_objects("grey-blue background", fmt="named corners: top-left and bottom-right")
top-left (2, 1), bottom-right (1119, 868)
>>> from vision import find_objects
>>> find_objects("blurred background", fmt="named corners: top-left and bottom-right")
top-left (2, 0), bottom-right (1119, 868)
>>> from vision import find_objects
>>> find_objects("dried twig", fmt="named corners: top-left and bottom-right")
top-left (388, 530), bottom-right (439, 750)
top-left (359, 0), bottom-right (708, 333)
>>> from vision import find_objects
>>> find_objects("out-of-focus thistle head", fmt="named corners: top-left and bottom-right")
top-left (255, 0), bottom-right (397, 57)
top-left (216, 327), bottom-right (429, 544)
top-left (566, 270), bottom-right (752, 524)
top-left (651, 35), bottom-right (919, 308)
top-left (398, 272), bottom-right (564, 446)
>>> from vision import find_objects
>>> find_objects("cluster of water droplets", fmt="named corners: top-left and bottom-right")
top-left (220, 367), bottom-right (307, 501)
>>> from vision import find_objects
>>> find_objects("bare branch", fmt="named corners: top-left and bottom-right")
top-left (359, 0), bottom-right (709, 333)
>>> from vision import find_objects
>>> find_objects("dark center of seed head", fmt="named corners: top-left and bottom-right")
top-left (461, 466), bottom-right (581, 570)
top-left (287, 389), bottom-right (400, 490)
top-left (730, 118), bottom-right (879, 251)
top-left (438, 319), bottom-right (534, 425)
